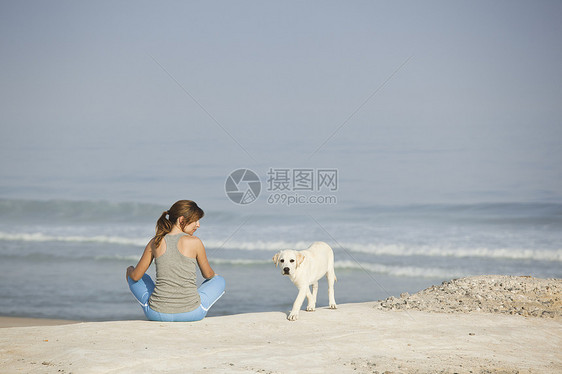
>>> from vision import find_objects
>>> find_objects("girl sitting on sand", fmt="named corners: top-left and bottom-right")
top-left (126, 200), bottom-right (225, 322)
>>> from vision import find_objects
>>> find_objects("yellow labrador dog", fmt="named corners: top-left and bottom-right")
top-left (273, 241), bottom-right (337, 321)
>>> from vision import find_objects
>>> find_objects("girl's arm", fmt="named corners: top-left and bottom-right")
top-left (126, 240), bottom-right (155, 281)
top-left (193, 238), bottom-right (216, 280)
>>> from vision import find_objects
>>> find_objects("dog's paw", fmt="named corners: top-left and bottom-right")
top-left (287, 312), bottom-right (299, 321)
top-left (306, 305), bottom-right (316, 312)
top-left (329, 303), bottom-right (338, 309)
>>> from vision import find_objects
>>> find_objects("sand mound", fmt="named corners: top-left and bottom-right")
top-left (375, 275), bottom-right (562, 319)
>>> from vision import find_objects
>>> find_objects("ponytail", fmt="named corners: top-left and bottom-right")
top-left (152, 201), bottom-right (204, 248)
top-left (153, 210), bottom-right (173, 247)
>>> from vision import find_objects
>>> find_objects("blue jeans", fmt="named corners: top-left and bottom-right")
top-left (127, 274), bottom-right (225, 322)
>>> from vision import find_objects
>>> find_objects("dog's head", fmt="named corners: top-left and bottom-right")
top-left (272, 249), bottom-right (305, 276)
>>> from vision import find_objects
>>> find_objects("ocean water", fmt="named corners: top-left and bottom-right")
top-left (0, 199), bottom-right (560, 321)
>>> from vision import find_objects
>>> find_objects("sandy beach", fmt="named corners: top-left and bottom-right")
top-left (1, 276), bottom-right (560, 374)
top-left (0, 317), bottom-right (78, 329)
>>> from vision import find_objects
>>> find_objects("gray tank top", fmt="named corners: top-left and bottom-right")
top-left (148, 233), bottom-right (201, 313)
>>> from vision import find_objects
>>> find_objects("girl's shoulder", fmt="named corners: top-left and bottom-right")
top-left (177, 235), bottom-right (203, 258)
top-left (179, 234), bottom-right (202, 243)
top-left (150, 237), bottom-right (166, 258)
top-left (178, 234), bottom-right (204, 249)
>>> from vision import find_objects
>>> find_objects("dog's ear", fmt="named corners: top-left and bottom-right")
top-left (296, 253), bottom-right (305, 267)
top-left (272, 253), bottom-right (280, 267)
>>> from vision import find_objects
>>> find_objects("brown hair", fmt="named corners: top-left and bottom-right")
top-left (152, 200), bottom-right (204, 247)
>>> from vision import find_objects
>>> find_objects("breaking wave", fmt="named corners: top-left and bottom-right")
top-left (1, 232), bottom-right (560, 262)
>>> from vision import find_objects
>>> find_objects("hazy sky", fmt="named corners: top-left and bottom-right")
top-left (1, 1), bottom-right (561, 208)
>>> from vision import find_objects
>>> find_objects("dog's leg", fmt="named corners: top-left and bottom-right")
top-left (306, 282), bottom-right (318, 311)
top-left (327, 269), bottom-right (337, 309)
top-left (288, 287), bottom-right (308, 321)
